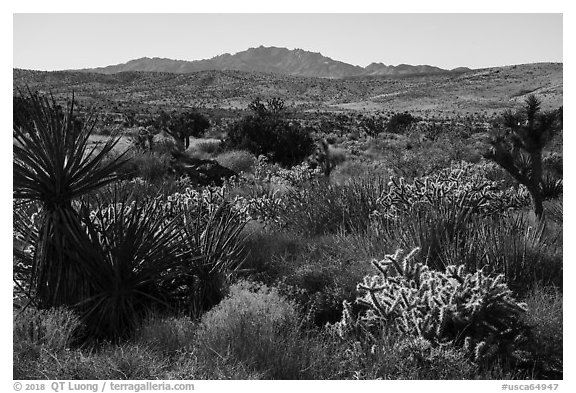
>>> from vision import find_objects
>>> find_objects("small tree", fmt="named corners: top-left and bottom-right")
top-left (358, 115), bottom-right (386, 138)
top-left (157, 110), bottom-right (210, 150)
top-left (387, 112), bottom-right (417, 134)
top-left (224, 98), bottom-right (314, 167)
top-left (484, 95), bottom-right (562, 220)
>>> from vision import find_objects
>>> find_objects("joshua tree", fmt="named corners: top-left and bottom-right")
top-left (484, 95), bottom-right (562, 220)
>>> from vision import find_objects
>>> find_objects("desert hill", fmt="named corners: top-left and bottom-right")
top-left (14, 62), bottom-right (562, 116)
top-left (77, 46), bottom-right (468, 79)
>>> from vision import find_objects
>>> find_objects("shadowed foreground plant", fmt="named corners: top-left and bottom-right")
top-left (13, 92), bottom-right (126, 309)
top-left (177, 202), bottom-right (248, 317)
top-left (76, 188), bottom-right (189, 341)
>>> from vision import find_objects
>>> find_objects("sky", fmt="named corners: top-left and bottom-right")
top-left (13, 13), bottom-right (562, 71)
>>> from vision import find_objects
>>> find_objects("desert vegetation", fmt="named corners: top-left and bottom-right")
top-left (13, 70), bottom-right (562, 381)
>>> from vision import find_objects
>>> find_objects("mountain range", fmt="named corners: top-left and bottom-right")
top-left (79, 46), bottom-right (470, 79)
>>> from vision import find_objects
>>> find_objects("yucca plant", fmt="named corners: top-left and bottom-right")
top-left (75, 188), bottom-right (190, 341)
top-left (13, 91), bottom-right (126, 309)
top-left (179, 202), bottom-right (248, 317)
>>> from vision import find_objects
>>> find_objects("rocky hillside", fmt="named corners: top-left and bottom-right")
top-left (77, 46), bottom-right (468, 79)
top-left (14, 62), bottom-right (562, 116)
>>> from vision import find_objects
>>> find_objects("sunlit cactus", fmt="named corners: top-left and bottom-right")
top-left (345, 247), bottom-right (530, 363)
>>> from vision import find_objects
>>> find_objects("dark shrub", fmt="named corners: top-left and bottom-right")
top-left (386, 112), bottom-right (417, 134)
top-left (224, 98), bottom-right (315, 167)
top-left (156, 110), bottom-right (210, 150)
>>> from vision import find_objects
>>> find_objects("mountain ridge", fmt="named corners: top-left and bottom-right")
top-left (77, 46), bottom-right (471, 79)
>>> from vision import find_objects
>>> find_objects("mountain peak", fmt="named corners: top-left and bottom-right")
top-left (81, 46), bottom-right (470, 78)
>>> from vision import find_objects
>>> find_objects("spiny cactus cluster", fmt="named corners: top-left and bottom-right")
top-left (375, 162), bottom-right (530, 219)
top-left (335, 247), bottom-right (530, 363)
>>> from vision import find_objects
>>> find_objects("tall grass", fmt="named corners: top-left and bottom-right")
top-left (281, 176), bottom-right (388, 235)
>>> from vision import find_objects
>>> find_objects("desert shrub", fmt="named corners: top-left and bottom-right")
top-left (240, 231), bottom-right (375, 326)
top-left (15, 343), bottom-right (172, 380)
top-left (277, 176), bottom-right (388, 235)
top-left (436, 213), bottom-right (562, 294)
top-left (14, 307), bottom-right (81, 352)
top-left (224, 99), bottom-right (315, 167)
top-left (119, 150), bottom-right (172, 182)
top-left (127, 126), bottom-right (160, 151)
top-left (238, 223), bottom-right (306, 279)
top-left (216, 150), bottom-right (257, 173)
top-left (195, 281), bottom-right (302, 378)
top-left (521, 286), bottom-right (563, 378)
top-left (135, 315), bottom-right (197, 356)
top-left (308, 139), bottom-right (348, 177)
top-left (335, 248), bottom-right (530, 366)
top-left (543, 152), bottom-right (562, 176)
top-left (13, 307), bottom-right (83, 379)
top-left (331, 160), bottom-right (393, 184)
top-left (339, 335), bottom-right (479, 379)
top-left (194, 139), bottom-right (222, 155)
top-left (195, 280), bottom-right (350, 379)
top-left (154, 138), bottom-right (180, 155)
top-left (156, 109), bottom-right (210, 150)
top-left (386, 112), bottom-right (417, 134)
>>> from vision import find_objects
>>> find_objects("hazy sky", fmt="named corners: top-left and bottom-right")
top-left (13, 13), bottom-right (562, 71)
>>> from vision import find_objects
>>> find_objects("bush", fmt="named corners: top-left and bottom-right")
top-left (119, 150), bottom-right (172, 182)
top-left (195, 280), bottom-right (355, 379)
top-left (135, 315), bottom-right (197, 356)
top-left (340, 336), bottom-right (479, 379)
top-left (156, 110), bottom-right (211, 150)
top-left (434, 212), bottom-right (563, 294)
top-left (277, 176), bottom-right (388, 235)
top-left (194, 139), bottom-right (222, 155)
top-left (224, 99), bottom-right (315, 167)
top-left (13, 307), bottom-right (82, 379)
top-left (521, 286), bottom-right (563, 378)
top-left (387, 112), bottom-right (417, 134)
top-left (14, 307), bottom-right (81, 352)
top-left (195, 281), bottom-right (301, 377)
top-left (216, 150), bottom-right (257, 174)
top-left (15, 343), bottom-right (172, 380)
top-left (543, 152), bottom-right (562, 176)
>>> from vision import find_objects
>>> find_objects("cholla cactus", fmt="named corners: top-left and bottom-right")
top-left (351, 247), bottom-right (529, 363)
top-left (376, 162), bottom-right (530, 219)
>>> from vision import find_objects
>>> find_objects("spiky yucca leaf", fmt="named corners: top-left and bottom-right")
top-left (75, 189), bottom-right (190, 341)
top-left (13, 92), bottom-right (126, 203)
top-left (179, 202), bottom-right (248, 316)
top-left (13, 92), bottom-right (127, 309)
